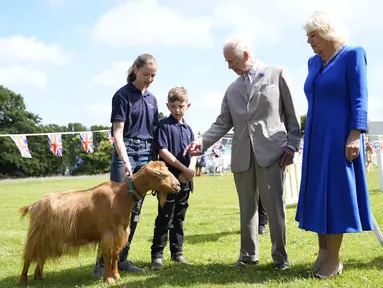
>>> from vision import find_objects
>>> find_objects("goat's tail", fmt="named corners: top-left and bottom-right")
top-left (20, 205), bottom-right (32, 218)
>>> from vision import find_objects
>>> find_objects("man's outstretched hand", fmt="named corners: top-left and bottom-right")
top-left (183, 139), bottom-right (202, 156)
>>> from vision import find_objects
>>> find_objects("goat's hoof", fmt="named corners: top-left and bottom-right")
top-left (34, 274), bottom-right (44, 280)
top-left (104, 277), bottom-right (115, 285)
top-left (112, 273), bottom-right (120, 280)
top-left (18, 276), bottom-right (28, 286)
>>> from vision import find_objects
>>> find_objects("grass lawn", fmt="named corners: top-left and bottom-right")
top-left (0, 170), bottom-right (382, 288)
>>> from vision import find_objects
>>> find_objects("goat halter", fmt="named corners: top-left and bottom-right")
top-left (127, 176), bottom-right (141, 202)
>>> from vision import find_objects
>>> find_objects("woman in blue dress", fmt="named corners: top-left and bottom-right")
top-left (295, 10), bottom-right (374, 279)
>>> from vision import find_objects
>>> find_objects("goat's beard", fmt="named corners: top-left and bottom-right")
top-left (158, 191), bottom-right (167, 208)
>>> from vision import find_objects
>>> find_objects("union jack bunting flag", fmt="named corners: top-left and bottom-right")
top-left (48, 133), bottom-right (63, 157)
top-left (106, 130), bottom-right (114, 144)
top-left (80, 132), bottom-right (94, 153)
top-left (369, 142), bottom-right (378, 153)
top-left (10, 135), bottom-right (32, 158)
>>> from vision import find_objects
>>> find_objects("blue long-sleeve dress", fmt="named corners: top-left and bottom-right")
top-left (295, 46), bottom-right (374, 234)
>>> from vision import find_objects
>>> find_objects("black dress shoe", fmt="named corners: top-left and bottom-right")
top-left (274, 263), bottom-right (290, 271)
top-left (259, 224), bottom-right (267, 235)
top-left (230, 259), bottom-right (259, 267)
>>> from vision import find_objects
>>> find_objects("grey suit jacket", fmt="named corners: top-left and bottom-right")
top-left (201, 62), bottom-right (301, 172)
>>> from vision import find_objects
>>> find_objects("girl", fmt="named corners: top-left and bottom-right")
top-left (93, 53), bottom-right (159, 278)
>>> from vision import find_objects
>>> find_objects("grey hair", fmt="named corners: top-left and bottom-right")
top-left (223, 37), bottom-right (255, 62)
top-left (303, 10), bottom-right (348, 45)
top-left (127, 53), bottom-right (156, 82)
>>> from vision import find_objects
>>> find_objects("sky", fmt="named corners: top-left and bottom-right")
top-left (0, 0), bottom-right (382, 134)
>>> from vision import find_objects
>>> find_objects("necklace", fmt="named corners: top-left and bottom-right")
top-left (322, 46), bottom-right (344, 68)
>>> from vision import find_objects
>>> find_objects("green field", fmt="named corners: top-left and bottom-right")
top-left (0, 170), bottom-right (382, 288)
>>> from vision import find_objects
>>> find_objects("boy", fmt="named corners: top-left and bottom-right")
top-left (151, 87), bottom-right (195, 270)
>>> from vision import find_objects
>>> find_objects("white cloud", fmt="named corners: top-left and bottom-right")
top-left (90, 0), bottom-right (214, 47)
top-left (0, 66), bottom-right (47, 91)
top-left (84, 61), bottom-right (134, 121)
top-left (211, 3), bottom-right (282, 45)
top-left (93, 61), bottom-right (132, 88)
top-left (193, 90), bottom-right (224, 110)
top-left (158, 0), bottom-right (383, 46)
top-left (0, 35), bottom-right (69, 65)
top-left (19, 0), bottom-right (382, 131)
top-left (89, 0), bottom-right (383, 52)
top-left (212, 0), bottom-right (382, 45)
top-left (262, 0), bottom-right (383, 39)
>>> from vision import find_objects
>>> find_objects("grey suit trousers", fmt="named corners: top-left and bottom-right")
top-left (233, 151), bottom-right (288, 265)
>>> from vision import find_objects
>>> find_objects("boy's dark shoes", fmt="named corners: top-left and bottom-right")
top-left (172, 255), bottom-right (192, 265)
top-left (151, 258), bottom-right (164, 270)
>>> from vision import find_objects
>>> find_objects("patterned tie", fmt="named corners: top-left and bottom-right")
top-left (244, 74), bottom-right (252, 96)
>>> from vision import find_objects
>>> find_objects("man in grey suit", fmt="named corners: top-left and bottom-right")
top-left (184, 38), bottom-right (301, 270)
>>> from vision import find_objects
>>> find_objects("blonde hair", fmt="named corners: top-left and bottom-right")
top-left (303, 10), bottom-right (348, 45)
top-left (127, 53), bottom-right (156, 82)
top-left (167, 87), bottom-right (188, 103)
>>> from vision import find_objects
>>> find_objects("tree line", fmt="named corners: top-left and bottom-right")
top-left (0, 85), bottom-right (166, 179)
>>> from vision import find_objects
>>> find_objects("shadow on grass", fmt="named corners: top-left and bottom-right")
top-left (144, 231), bottom-right (241, 245)
top-left (3, 256), bottom-right (382, 288)
top-left (116, 262), bottom-right (314, 288)
top-left (184, 230), bottom-right (240, 244)
top-left (345, 255), bottom-right (383, 270)
top-left (1, 264), bottom-right (98, 288)
top-left (0, 261), bottom-right (311, 288)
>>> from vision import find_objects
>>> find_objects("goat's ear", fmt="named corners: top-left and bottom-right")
top-left (146, 167), bottom-right (172, 179)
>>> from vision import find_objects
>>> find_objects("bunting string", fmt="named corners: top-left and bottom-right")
top-left (0, 130), bottom-right (114, 158)
top-left (0, 129), bottom-right (109, 137)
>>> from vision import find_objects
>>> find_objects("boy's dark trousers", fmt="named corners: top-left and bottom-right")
top-left (151, 184), bottom-right (191, 260)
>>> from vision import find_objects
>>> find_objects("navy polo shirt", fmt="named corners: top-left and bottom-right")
top-left (110, 82), bottom-right (159, 141)
top-left (156, 115), bottom-right (195, 177)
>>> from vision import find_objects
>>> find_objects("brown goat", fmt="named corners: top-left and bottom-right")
top-left (18, 161), bottom-right (180, 285)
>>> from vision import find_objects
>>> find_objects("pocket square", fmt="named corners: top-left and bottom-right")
top-left (260, 82), bottom-right (276, 89)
